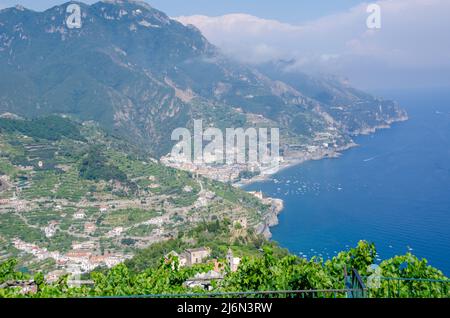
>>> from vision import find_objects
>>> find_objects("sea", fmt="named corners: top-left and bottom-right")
top-left (244, 88), bottom-right (450, 275)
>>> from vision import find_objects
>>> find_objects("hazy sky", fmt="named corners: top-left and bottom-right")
top-left (176, 0), bottom-right (450, 90)
top-left (0, 0), bottom-right (367, 23)
top-left (1, 0), bottom-right (449, 90)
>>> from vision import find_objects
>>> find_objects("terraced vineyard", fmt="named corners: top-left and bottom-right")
top-left (0, 116), bottom-right (275, 276)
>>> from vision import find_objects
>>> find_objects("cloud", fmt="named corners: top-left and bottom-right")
top-left (175, 0), bottom-right (450, 89)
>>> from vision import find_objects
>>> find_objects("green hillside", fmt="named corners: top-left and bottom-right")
top-left (0, 116), bottom-right (274, 274)
top-left (0, 1), bottom-right (406, 157)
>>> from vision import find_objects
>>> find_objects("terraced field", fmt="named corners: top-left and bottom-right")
top-left (0, 117), bottom-right (275, 274)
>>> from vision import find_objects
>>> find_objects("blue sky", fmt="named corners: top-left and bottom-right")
top-left (1, 0), bottom-right (449, 90)
top-left (0, 0), bottom-right (368, 23)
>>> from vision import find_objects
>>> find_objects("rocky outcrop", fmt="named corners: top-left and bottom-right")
top-left (256, 197), bottom-right (284, 239)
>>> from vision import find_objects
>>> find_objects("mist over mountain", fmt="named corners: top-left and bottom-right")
top-left (0, 0), bottom-right (407, 157)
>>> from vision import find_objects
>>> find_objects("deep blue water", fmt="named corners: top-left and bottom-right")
top-left (245, 89), bottom-right (450, 275)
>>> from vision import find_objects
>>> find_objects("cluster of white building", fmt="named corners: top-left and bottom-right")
top-left (12, 238), bottom-right (131, 275)
top-left (141, 216), bottom-right (166, 226)
top-left (13, 239), bottom-right (64, 263)
top-left (44, 221), bottom-right (58, 238)
top-left (65, 250), bottom-right (129, 272)
top-left (161, 155), bottom-right (245, 182)
top-left (106, 227), bottom-right (124, 238)
top-left (0, 196), bottom-right (28, 212)
top-left (194, 190), bottom-right (216, 208)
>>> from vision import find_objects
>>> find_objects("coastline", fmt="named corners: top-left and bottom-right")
top-left (235, 142), bottom-right (358, 188)
top-left (247, 144), bottom-right (357, 239)
top-left (245, 114), bottom-right (409, 239)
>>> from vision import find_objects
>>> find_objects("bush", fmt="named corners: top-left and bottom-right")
top-left (0, 116), bottom-right (84, 141)
top-left (79, 146), bottom-right (127, 182)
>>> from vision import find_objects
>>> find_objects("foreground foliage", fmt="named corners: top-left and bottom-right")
top-left (0, 241), bottom-right (448, 298)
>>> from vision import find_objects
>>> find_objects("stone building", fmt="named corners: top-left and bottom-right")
top-left (186, 247), bottom-right (211, 265)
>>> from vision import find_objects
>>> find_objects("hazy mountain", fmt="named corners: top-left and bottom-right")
top-left (258, 60), bottom-right (408, 135)
top-left (0, 1), bottom-right (407, 157)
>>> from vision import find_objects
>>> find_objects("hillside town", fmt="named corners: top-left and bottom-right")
top-left (13, 238), bottom-right (132, 276)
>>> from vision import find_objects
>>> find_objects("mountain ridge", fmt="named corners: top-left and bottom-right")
top-left (0, 0), bottom-right (407, 160)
